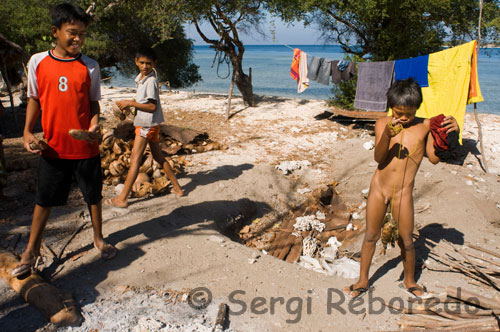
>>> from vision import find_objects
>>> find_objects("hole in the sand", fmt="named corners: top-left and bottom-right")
top-left (224, 184), bottom-right (364, 277)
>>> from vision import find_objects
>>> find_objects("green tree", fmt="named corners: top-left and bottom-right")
top-left (0, 0), bottom-right (200, 89)
top-left (268, 0), bottom-right (500, 60)
top-left (84, 0), bottom-right (200, 88)
top-left (180, 0), bottom-right (267, 106)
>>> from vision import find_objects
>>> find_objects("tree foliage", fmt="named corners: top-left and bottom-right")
top-left (0, 0), bottom-right (200, 88)
top-left (179, 0), bottom-right (268, 106)
top-left (268, 0), bottom-right (500, 61)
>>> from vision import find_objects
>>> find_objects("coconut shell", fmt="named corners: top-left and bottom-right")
top-left (152, 176), bottom-right (170, 192)
top-left (68, 129), bottom-right (90, 141)
top-left (109, 160), bottom-right (125, 177)
top-left (139, 155), bottom-right (153, 174)
top-left (112, 141), bottom-right (123, 155)
top-left (29, 139), bottom-right (48, 151)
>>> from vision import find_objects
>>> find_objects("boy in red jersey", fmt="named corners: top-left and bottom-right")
top-left (12, 3), bottom-right (116, 277)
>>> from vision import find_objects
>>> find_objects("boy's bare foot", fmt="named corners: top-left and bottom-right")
top-left (104, 197), bottom-right (128, 208)
top-left (94, 240), bottom-right (117, 260)
top-left (344, 282), bottom-right (373, 299)
top-left (172, 186), bottom-right (184, 197)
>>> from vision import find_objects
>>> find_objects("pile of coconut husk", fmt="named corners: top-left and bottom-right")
top-left (397, 237), bottom-right (500, 331)
top-left (100, 120), bottom-right (225, 197)
top-left (239, 184), bottom-right (363, 263)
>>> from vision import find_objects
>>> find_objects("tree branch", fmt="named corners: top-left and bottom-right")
top-left (325, 8), bottom-right (369, 45)
top-left (193, 20), bottom-right (220, 46)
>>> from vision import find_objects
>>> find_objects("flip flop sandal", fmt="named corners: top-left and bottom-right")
top-left (345, 284), bottom-right (374, 300)
top-left (11, 256), bottom-right (43, 277)
top-left (398, 283), bottom-right (433, 299)
top-left (104, 198), bottom-right (128, 209)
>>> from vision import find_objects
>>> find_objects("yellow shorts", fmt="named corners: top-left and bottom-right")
top-left (135, 125), bottom-right (160, 142)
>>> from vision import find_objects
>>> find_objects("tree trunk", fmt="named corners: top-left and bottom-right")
top-left (230, 57), bottom-right (255, 107)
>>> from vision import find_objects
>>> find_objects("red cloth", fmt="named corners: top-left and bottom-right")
top-left (290, 48), bottom-right (300, 80)
top-left (430, 114), bottom-right (448, 151)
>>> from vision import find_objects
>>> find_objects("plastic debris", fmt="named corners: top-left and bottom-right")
top-left (363, 141), bottom-right (375, 150)
top-left (297, 187), bottom-right (312, 194)
top-left (275, 160), bottom-right (311, 175)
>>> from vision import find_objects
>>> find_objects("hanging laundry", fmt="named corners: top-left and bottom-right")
top-left (416, 40), bottom-right (483, 142)
top-left (331, 60), bottom-right (356, 84)
top-left (354, 61), bottom-right (395, 112)
top-left (337, 60), bottom-right (349, 72)
top-left (468, 44), bottom-right (483, 104)
top-left (307, 56), bottom-right (321, 81)
top-left (297, 50), bottom-right (309, 93)
top-left (290, 48), bottom-right (300, 80)
top-left (316, 59), bottom-right (332, 85)
top-left (394, 55), bottom-right (429, 87)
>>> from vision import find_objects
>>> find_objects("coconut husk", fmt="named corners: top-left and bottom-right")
top-left (113, 121), bottom-right (134, 140)
top-left (68, 129), bottom-right (90, 141)
top-left (160, 124), bottom-right (203, 145)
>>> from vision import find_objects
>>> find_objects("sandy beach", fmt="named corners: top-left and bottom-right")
top-left (1, 87), bottom-right (499, 331)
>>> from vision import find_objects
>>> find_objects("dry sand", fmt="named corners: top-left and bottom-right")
top-left (1, 88), bottom-right (499, 331)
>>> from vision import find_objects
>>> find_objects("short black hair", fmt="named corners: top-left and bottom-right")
top-left (51, 3), bottom-right (92, 28)
top-left (135, 47), bottom-right (157, 61)
top-left (386, 78), bottom-right (423, 109)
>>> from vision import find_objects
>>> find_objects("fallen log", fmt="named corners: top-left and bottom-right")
top-left (0, 250), bottom-right (81, 326)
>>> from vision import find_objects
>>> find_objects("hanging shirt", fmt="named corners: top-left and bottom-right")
top-left (354, 61), bottom-right (395, 112)
top-left (297, 51), bottom-right (309, 93)
top-left (290, 48), bottom-right (300, 80)
top-left (307, 56), bottom-right (321, 81)
top-left (316, 59), bottom-right (332, 85)
top-left (331, 60), bottom-right (356, 84)
top-left (394, 55), bottom-right (429, 87)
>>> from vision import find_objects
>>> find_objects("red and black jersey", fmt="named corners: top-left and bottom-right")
top-left (27, 50), bottom-right (101, 159)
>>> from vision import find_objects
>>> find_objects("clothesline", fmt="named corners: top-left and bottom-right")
top-left (289, 40), bottom-right (484, 144)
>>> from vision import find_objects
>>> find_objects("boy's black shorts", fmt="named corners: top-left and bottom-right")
top-left (36, 155), bottom-right (103, 207)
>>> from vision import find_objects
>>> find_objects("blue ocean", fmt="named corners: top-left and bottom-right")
top-left (106, 45), bottom-right (500, 115)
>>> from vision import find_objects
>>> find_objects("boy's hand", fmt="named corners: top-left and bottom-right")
top-left (385, 118), bottom-right (403, 137)
top-left (441, 116), bottom-right (459, 133)
top-left (24, 132), bottom-right (48, 153)
top-left (88, 124), bottom-right (101, 143)
top-left (116, 100), bottom-right (134, 110)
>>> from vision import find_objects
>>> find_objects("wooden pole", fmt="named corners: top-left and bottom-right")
top-left (226, 71), bottom-right (235, 121)
top-left (474, 0), bottom-right (489, 173)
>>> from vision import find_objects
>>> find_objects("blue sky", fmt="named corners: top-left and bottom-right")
top-left (184, 17), bottom-right (324, 45)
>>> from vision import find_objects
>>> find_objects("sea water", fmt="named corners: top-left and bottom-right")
top-left (104, 45), bottom-right (500, 115)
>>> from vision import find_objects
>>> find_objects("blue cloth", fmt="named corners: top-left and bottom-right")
top-left (394, 55), bottom-right (429, 87)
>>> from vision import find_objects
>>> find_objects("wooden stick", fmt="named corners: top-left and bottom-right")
top-left (446, 285), bottom-right (500, 310)
top-left (226, 71), bottom-right (235, 121)
top-left (467, 243), bottom-right (500, 260)
top-left (212, 303), bottom-right (228, 331)
top-left (57, 222), bottom-right (87, 261)
top-left (464, 250), bottom-right (500, 271)
top-left (443, 240), bottom-right (500, 291)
